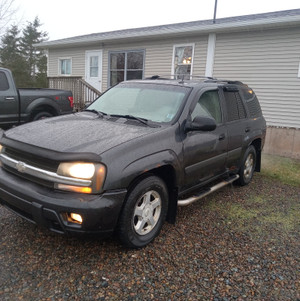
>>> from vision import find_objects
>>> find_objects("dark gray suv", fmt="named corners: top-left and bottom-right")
top-left (0, 77), bottom-right (266, 248)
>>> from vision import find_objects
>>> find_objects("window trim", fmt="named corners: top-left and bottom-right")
top-left (108, 49), bottom-right (145, 87)
top-left (58, 57), bottom-right (72, 76)
top-left (171, 43), bottom-right (195, 79)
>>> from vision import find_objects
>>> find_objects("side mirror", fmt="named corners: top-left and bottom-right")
top-left (185, 116), bottom-right (217, 132)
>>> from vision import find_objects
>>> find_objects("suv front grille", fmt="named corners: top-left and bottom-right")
top-left (5, 147), bottom-right (58, 172)
top-left (0, 146), bottom-right (91, 189)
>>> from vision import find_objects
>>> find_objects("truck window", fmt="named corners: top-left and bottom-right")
top-left (223, 91), bottom-right (246, 122)
top-left (191, 90), bottom-right (222, 124)
top-left (241, 88), bottom-right (262, 118)
top-left (0, 71), bottom-right (9, 91)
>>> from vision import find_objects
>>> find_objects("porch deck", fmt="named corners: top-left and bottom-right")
top-left (48, 77), bottom-right (101, 111)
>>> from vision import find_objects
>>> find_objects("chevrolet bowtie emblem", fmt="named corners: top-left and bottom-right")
top-left (16, 161), bottom-right (26, 173)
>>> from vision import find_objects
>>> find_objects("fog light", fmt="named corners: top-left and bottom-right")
top-left (68, 213), bottom-right (83, 224)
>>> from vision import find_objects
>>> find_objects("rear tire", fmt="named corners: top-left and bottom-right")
top-left (237, 145), bottom-right (256, 186)
top-left (33, 111), bottom-right (53, 121)
top-left (117, 176), bottom-right (168, 248)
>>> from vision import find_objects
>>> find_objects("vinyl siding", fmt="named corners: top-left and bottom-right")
top-left (48, 45), bottom-right (101, 77)
top-left (213, 27), bottom-right (300, 128)
top-left (101, 36), bottom-right (208, 90)
top-left (48, 36), bottom-right (208, 91)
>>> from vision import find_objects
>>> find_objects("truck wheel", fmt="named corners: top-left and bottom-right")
top-left (33, 111), bottom-right (53, 121)
top-left (118, 176), bottom-right (168, 248)
top-left (237, 145), bottom-right (256, 186)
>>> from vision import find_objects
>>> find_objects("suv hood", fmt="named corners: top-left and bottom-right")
top-left (4, 112), bottom-right (161, 154)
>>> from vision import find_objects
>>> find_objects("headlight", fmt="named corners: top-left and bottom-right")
top-left (56, 162), bottom-right (106, 194)
top-left (57, 162), bottom-right (95, 179)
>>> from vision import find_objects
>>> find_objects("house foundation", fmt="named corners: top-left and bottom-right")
top-left (263, 127), bottom-right (300, 159)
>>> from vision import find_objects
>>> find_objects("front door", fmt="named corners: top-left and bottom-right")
top-left (0, 70), bottom-right (19, 127)
top-left (85, 50), bottom-right (103, 92)
top-left (182, 89), bottom-right (228, 190)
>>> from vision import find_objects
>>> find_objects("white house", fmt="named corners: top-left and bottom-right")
top-left (36, 9), bottom-right (300, 158)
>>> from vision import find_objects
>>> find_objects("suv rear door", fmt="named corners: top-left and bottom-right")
top-left (221, 85), bottom-right (250, 171)
top-left (182, 89), bottom-right (228, 190)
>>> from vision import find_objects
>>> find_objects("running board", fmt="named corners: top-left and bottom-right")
top-left (178, 175), bottom-right (239, 207)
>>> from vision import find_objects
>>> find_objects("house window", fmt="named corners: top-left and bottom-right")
top-left (109, 50), bottom-right (144, 86)
top-left (172, 44), bottom-right (194, 79)
top-left (90, 56), bottom-right (99, 77)
top-left (59, 58), bottom-right (71, 75)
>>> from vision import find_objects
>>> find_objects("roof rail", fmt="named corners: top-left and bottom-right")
top-left (144, 75), bottom-right (245, 86)
top-left (145, 75), bottom-right (171, 80)
top-left (204, 78), bottom-right (245, 85)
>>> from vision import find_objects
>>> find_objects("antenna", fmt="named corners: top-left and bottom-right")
top-left (213, 0), bottom-right (218, 24)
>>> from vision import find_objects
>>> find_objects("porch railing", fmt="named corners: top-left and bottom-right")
top-left (48, 77), bottom-right (101, 111)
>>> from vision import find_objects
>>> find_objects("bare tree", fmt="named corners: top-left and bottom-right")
top-left (0, 0), bottom-right (18, 35)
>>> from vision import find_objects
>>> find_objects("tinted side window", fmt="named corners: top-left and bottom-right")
top-left (0, 71), bottom-right (9, 91)
top-left (224, 91), bottom-right (246, 122)
top-left (241, 88), bottom-right (262, 118)
top-left (191, 90), bottom-right (222, 124)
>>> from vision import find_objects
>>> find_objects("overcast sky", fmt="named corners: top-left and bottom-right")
top-left (11, 0), bottom-right (300, 40)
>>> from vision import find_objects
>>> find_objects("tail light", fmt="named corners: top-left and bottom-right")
top-left (68, 96), bottom-right (74, 108)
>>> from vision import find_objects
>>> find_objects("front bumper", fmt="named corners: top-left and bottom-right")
top-left (0, 168), bottom-right (126, 235)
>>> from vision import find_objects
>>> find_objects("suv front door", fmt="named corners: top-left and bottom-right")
top-left (182, 89), bottom-right (228, 190)
top-left (0, 70), bottom-right (19, 128)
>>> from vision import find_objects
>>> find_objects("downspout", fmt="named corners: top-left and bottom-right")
top-left (205, 33), bottom-right (216, 78)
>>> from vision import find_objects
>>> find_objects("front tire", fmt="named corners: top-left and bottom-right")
top-left (237, 145), bottom-right (257, 186)
top-left (118, 176), bottom-right (168, 248)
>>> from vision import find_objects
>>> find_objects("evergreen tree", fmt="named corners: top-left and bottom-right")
top-left (35, 54), bottom-right (47, 88)
top-left (20, 17), bottom-right (48, 87)
top-left (0, 25), bottom-right (29, 87)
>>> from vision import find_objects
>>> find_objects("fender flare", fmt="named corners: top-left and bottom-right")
top-left (25, 98), bottom-right (60, 120)
top-left (121, 150), bottom-right (182, 189)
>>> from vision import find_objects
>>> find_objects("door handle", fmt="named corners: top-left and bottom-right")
top-left (5, 97), bottom-right (15, 101)
top-left (245, 127), bottom-right (251, 133)
top-left (219, 133), bottom-right (226, 140)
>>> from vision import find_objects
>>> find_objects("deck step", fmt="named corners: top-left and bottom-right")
top-left (178, 174), bottom-right (239, 207)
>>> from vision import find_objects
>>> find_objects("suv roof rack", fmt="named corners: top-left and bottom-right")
top-left (145, 75), bottom-right (171, 80)
top-left (144, 75), bottom-right (245, 86)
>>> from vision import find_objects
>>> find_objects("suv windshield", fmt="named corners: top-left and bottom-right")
top-left (88, 82), bottom-right (190, 123)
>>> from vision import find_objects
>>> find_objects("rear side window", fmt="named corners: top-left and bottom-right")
top-left (241, 88), bottom-right (262, 118)
top-left (0, 71), bottom-right (9, 91)
top-left (223, 90), bottom-right (246, 122)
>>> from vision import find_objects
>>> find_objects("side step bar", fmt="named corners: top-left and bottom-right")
top-left (178, 175), bottom-right (239, 207)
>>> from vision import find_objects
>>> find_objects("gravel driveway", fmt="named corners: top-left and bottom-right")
top-left (0, 174), bottom-right (299, 300)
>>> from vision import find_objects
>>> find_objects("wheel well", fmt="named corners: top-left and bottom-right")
top-left (30, 105), bottom-right (58, 120)
top-left (126, 165), bottom-right (178, 224)
top-left (250, 138), bottom-right (262, 172)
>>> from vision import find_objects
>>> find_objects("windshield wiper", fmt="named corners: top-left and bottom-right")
top-left (110, 114), bottom-right (158, 128)
top-left (83, 109), bottom-right (107, 118)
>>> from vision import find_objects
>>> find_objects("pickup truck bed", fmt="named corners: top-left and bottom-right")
top-left (0, 68), bottom-right (73, 128)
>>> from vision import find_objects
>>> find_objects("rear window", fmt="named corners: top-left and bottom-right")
top-left (223, 91), bottom-right (246, 122)
top-left (241, 88), bottom-right (262, 118)
top-left (0, 71), bottom-right (9, 91)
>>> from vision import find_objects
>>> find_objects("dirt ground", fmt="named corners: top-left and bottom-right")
top-left (0, 155), bottom-right (299, 300)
